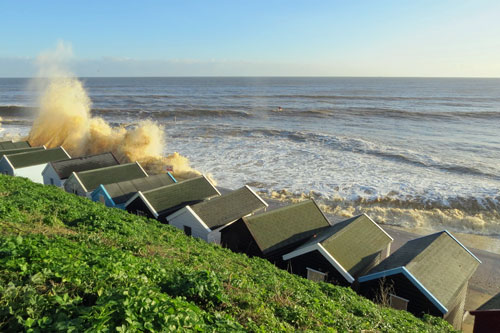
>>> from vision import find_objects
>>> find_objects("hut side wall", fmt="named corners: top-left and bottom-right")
top-left (126, 197), bottom-right (157, 220)
top-left (359, 273), bottom-right (442, 318)
top-left (286, 250), bottom-right (351, 286)
top-left (220, 219), bottom-right (262, 257)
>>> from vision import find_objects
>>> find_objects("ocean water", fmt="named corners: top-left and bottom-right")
top-left (1, 77), bottom-right (500, 235)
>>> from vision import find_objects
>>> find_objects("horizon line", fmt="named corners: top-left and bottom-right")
top-left (1, 75), bottom-right (500, 79)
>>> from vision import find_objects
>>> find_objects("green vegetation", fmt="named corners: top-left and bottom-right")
top-left (0, 175), bottom-right (454, 332)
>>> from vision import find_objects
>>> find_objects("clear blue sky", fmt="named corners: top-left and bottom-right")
top-left (1, 0), bottom-right (499, 77)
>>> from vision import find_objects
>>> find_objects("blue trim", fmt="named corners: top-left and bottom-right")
top-left (443, 230), bottom-right (482, 264)
top-left (358, 266), bottom-right (448, 314)
top-left (167, 172), bottom-right (177, 183)
top-left (100, 185), bottom-right (116, 207)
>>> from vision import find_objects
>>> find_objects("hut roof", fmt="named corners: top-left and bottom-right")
top-left (0, 146), bottom-right (45, 157)
top-left (476, 292), bottom-right (500, 311)
top-left (190, 185), bottom-right (268, 229)
top-left (360, 230), bottom-right (481, 313)
top-left (74, 162), bottom-right (148, 192)
top-left (0, 140), bottom-right (30, 150)
top-left (285, 214), bottom-right (393, 277)
top-left (139, 175), bottom-right (220, 215)
top-left (5, 147), bottom-right (70, 168)
top-left (241, 199), bottom-right (331, 255)
top-left (102, 173), bottom-right (176, 205)
top-left (49, 152), bottom-right (119, 179)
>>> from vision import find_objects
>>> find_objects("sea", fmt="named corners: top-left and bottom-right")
top-left (1, 77), bottom-right (500, 238)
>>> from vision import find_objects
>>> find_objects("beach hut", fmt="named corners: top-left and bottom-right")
top-left (167, 185), bottom-right (268, 242)
top-left (0, 146), bottom-right (45, 158)
top-left (282, 214), bottom-right (393, 285)
top-left (91, 172), bottom-right (177, 209)
top-left (0, 147), bottom-right (70, 183)
top-left (42, 152), bottom-right (120, 187)
top-left (219, 199), bottom-right (332, 267)
top-left (470, 292), bottom-right (500, 333)
top-left (64, 162), bottom-right (148, 198)
top-left (125, 175), bottom-right (220, 221)
top-left (0, 140), bottom-right (31, 150)
top-left (358, 230), bottom-right (481, 330)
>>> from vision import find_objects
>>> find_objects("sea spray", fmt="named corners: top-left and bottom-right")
top-left (26, 42), bottom-right (204, 181)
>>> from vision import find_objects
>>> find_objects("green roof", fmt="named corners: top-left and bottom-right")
top-left (0, 146), bottom-right (45, 157)
top-left (5, 147), bottom-right (70, 168)
top-left (0, 140), bottom-right (30, 150)
top-left (190, 186), bottom-right (268, 229)
top-left (103, 173), bottom-right (176, 205)
top-left (75, 162), bottom-right (148, 192)
top-left (242, 200), bottom-right (331, 255)
top-left (367, 231), bottom-right (481, 310)
top-left (477, 292), bottom-right (500, 311)
top-left (141, 176), bottom-right (220, 215)
top-left (291, 214), bottom-right (393, 277)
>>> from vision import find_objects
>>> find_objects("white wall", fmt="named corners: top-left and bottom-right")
top-left (42, 164), bottom-right (63, 187)
top-left (15, 164), bottom-right (48, 184)
top-left (167, 207), bottom-right (211, 241)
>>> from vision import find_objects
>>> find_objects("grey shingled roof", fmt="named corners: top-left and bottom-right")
top-left (477, 292), bottom-right (500, 311)
top-left (0, 140), bottom-right (30, 150)
top-left (5, 147), bottom-right (70, 168)
top-left (141, 176), bottom-right (220, 215)
top-left (290, 214), bottom-right (393, 277)
top-left (103, 173), bottom-right (176, 205)
top-left (75, 162), bottom-right (148, 192)
top-left (242, 200), bottom-right (332, 255)
top-left (0, 146), bottom-right (45, 157)
top-left (190, 186), bottom-right (268, 229)
top-left (50, 152), bottom-right (119, 179)
top-left (365, 231), bottom-right (480, 310)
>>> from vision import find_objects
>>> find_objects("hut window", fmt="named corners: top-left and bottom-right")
top-left (306, 267), bottom-right (327, 282)
top-left (184, 226), bottom-right (192, 236)
top-left (136, 210), bottom-right (146, 217)
top-left (50, 178), bottom-right (54, 185)
top-left (99, 195), bottom-right (105, 203)
top-left (389, 294), bottom-right (409, 311)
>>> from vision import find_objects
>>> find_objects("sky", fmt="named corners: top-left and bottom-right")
top-left (1, 0), bottom-right (500, 77)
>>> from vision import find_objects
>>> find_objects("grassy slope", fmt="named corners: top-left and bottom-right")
top-left (0, 175), bottom-right (455, 332)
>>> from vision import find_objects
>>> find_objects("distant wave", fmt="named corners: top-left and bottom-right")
top-left (229, 94), bottom-right (500, 103)
top-left (0, 105), bottom-right (35, 116)
top-left (188, 125), bottom-right (500, 180)
top-left (285, 107), bottom-right (500, 120)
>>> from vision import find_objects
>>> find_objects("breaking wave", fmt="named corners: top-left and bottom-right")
top-left (263, 189), bottom-right (500, 236)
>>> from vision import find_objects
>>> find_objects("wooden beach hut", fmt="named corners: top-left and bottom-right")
top-left (125, 175), bottom-right (220, 221)
top-left (0, 146), bottom-right (45, 158)
top-left (91, 172), bottom-right (177, 209)
top-left (219, 199), bottom-right (332, 267)
top-left (64, 162), bottom-right (148, 198)
top-left (167, 185), bottom-right (268, 242)
top-left (0, 147), bottom-right (70, 183)
top-left (358, 230), bottom-right (481, 330)
top-left (0, 140), bottom-right (31, 150)
top-left (282, 214), bottom-right (393, 285)
top-left (42, 152), bottom-right (120, 187)
top-left (470, 292), bottom-right (500, 333)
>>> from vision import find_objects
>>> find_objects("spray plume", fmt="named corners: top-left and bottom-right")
top-left (27, 41), bottom-right (203, 181)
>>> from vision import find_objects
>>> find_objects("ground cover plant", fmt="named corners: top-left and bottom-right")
top-left (0, 175), bottom-right (455, 332)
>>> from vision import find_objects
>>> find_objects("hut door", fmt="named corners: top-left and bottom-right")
top-left (306, 267), bottom-right (327, 282)
top-left (389, 294), bottom-right (409, 311)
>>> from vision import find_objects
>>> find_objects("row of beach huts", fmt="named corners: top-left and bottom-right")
top-left (0, 139), bottom-right (497, 331)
